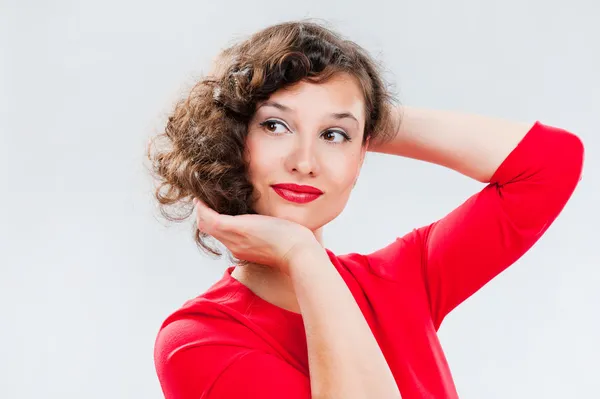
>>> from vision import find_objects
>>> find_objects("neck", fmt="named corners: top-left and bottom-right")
top-left (230, 227), bottom-right (324, 314)
top-left (231, 260), bottom-right (301, 314)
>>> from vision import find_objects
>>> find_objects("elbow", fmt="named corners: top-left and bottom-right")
top-left (572, 133), bottom-right (585, 182)
top-left (537, 123), bottom-right (585, 191)
top-left (538, 128), bottom-right (585, 214)
top-left (559, 130), bottom-right (585, 188)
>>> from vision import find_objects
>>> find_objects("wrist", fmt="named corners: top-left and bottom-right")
top-left (286, 251), bottom-right (331, 287)
top-left (281, 238), bottom-right (325, 275)
top-left (369, 104), bottom-right (406, 153)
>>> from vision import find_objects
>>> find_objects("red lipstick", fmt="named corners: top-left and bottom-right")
top-left (271, 183), bottom-right (323, 204)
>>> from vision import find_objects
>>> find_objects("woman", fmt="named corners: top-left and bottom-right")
top-left (149, 20), bottom-right (584, 398)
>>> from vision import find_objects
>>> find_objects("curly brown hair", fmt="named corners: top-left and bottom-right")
top-left (147, 19), bottom-right (399, 258)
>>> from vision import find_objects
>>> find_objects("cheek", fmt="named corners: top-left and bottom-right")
top-left (323, 152), bottom-right (362, 191)
top-left (245, 133), bottom-right (280, 182)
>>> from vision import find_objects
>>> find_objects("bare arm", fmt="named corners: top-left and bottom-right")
top-left (286, 243), bottom-right (401, 399)
top-left (372, 106), bottom-right (534, 182)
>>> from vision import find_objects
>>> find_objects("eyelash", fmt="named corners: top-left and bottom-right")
top-left (258, 119), bottom-right (352, 144)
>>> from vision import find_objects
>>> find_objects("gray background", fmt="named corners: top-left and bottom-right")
top-left (2, 0), bottom-right (598, 398)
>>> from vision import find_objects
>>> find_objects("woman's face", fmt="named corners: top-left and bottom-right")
top-left (245, 72), bottom-right (368, 233)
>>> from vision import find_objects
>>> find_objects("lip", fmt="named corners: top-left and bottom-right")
top-left (271, 183), bottom-right (323, 204)
top-left (271, 183), bottom-right (323, 194)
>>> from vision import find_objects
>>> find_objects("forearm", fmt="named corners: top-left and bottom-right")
top-left (371, 106), bottom-right (534, 182)
top-left (287, 245), bottom-right (401, 399)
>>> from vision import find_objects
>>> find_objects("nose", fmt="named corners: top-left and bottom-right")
top-left (284, 135), bottom-right (320, 177)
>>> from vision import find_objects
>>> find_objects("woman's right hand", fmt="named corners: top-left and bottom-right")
top-left (193, 198), bottom-right (318, 274)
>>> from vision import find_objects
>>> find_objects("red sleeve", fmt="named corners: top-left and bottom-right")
top-left (367, 122), bottom-right (584, 330)
top-left (155, 319), bottom-right (311, 399)
top-left (206, 350), bottom-right (311, 398)
top-left (419, 121), bottom-right (584, 328)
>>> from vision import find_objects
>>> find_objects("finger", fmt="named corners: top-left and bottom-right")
top-left (194, 198), bottom-right (233, 236)
top-left (194, 197), bottom-right (218, 226)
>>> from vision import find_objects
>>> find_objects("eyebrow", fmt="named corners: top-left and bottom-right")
top-left (257, 100), bottom-right (360, 125)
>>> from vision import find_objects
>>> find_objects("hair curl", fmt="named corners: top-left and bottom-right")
top-left (147, 19), bottom-right (399, 258)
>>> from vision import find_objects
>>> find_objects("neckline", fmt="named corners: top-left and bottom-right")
top-left (222, 247), bottom-right (337, 321)
top-left (224, 266), bottom-right (304, 320)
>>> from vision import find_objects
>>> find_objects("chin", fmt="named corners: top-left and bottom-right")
top-left (272, 207), bottom-right (315, 226)
top-left (270, 205), bottom-right (336, 232)
top-left (254, 194), bottom-right (342, 230)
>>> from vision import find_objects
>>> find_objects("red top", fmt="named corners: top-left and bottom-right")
top-left (154, 122), bottom-right (584, 398)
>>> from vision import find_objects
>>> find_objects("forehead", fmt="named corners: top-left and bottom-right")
top-left (258, 73), bottom-right (366, 122)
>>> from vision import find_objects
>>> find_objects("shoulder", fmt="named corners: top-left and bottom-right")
top-left (153, 295), bottom-right (267, 396)
top-left (328, 227), bottom-right (426, 283)
top-left (154, 295), bottom-right (261, 363)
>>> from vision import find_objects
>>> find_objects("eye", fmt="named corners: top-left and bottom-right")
top-left (321, 130), bottom-right (351, 144)
top-left (259, 119), bottom-right (289, 135)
